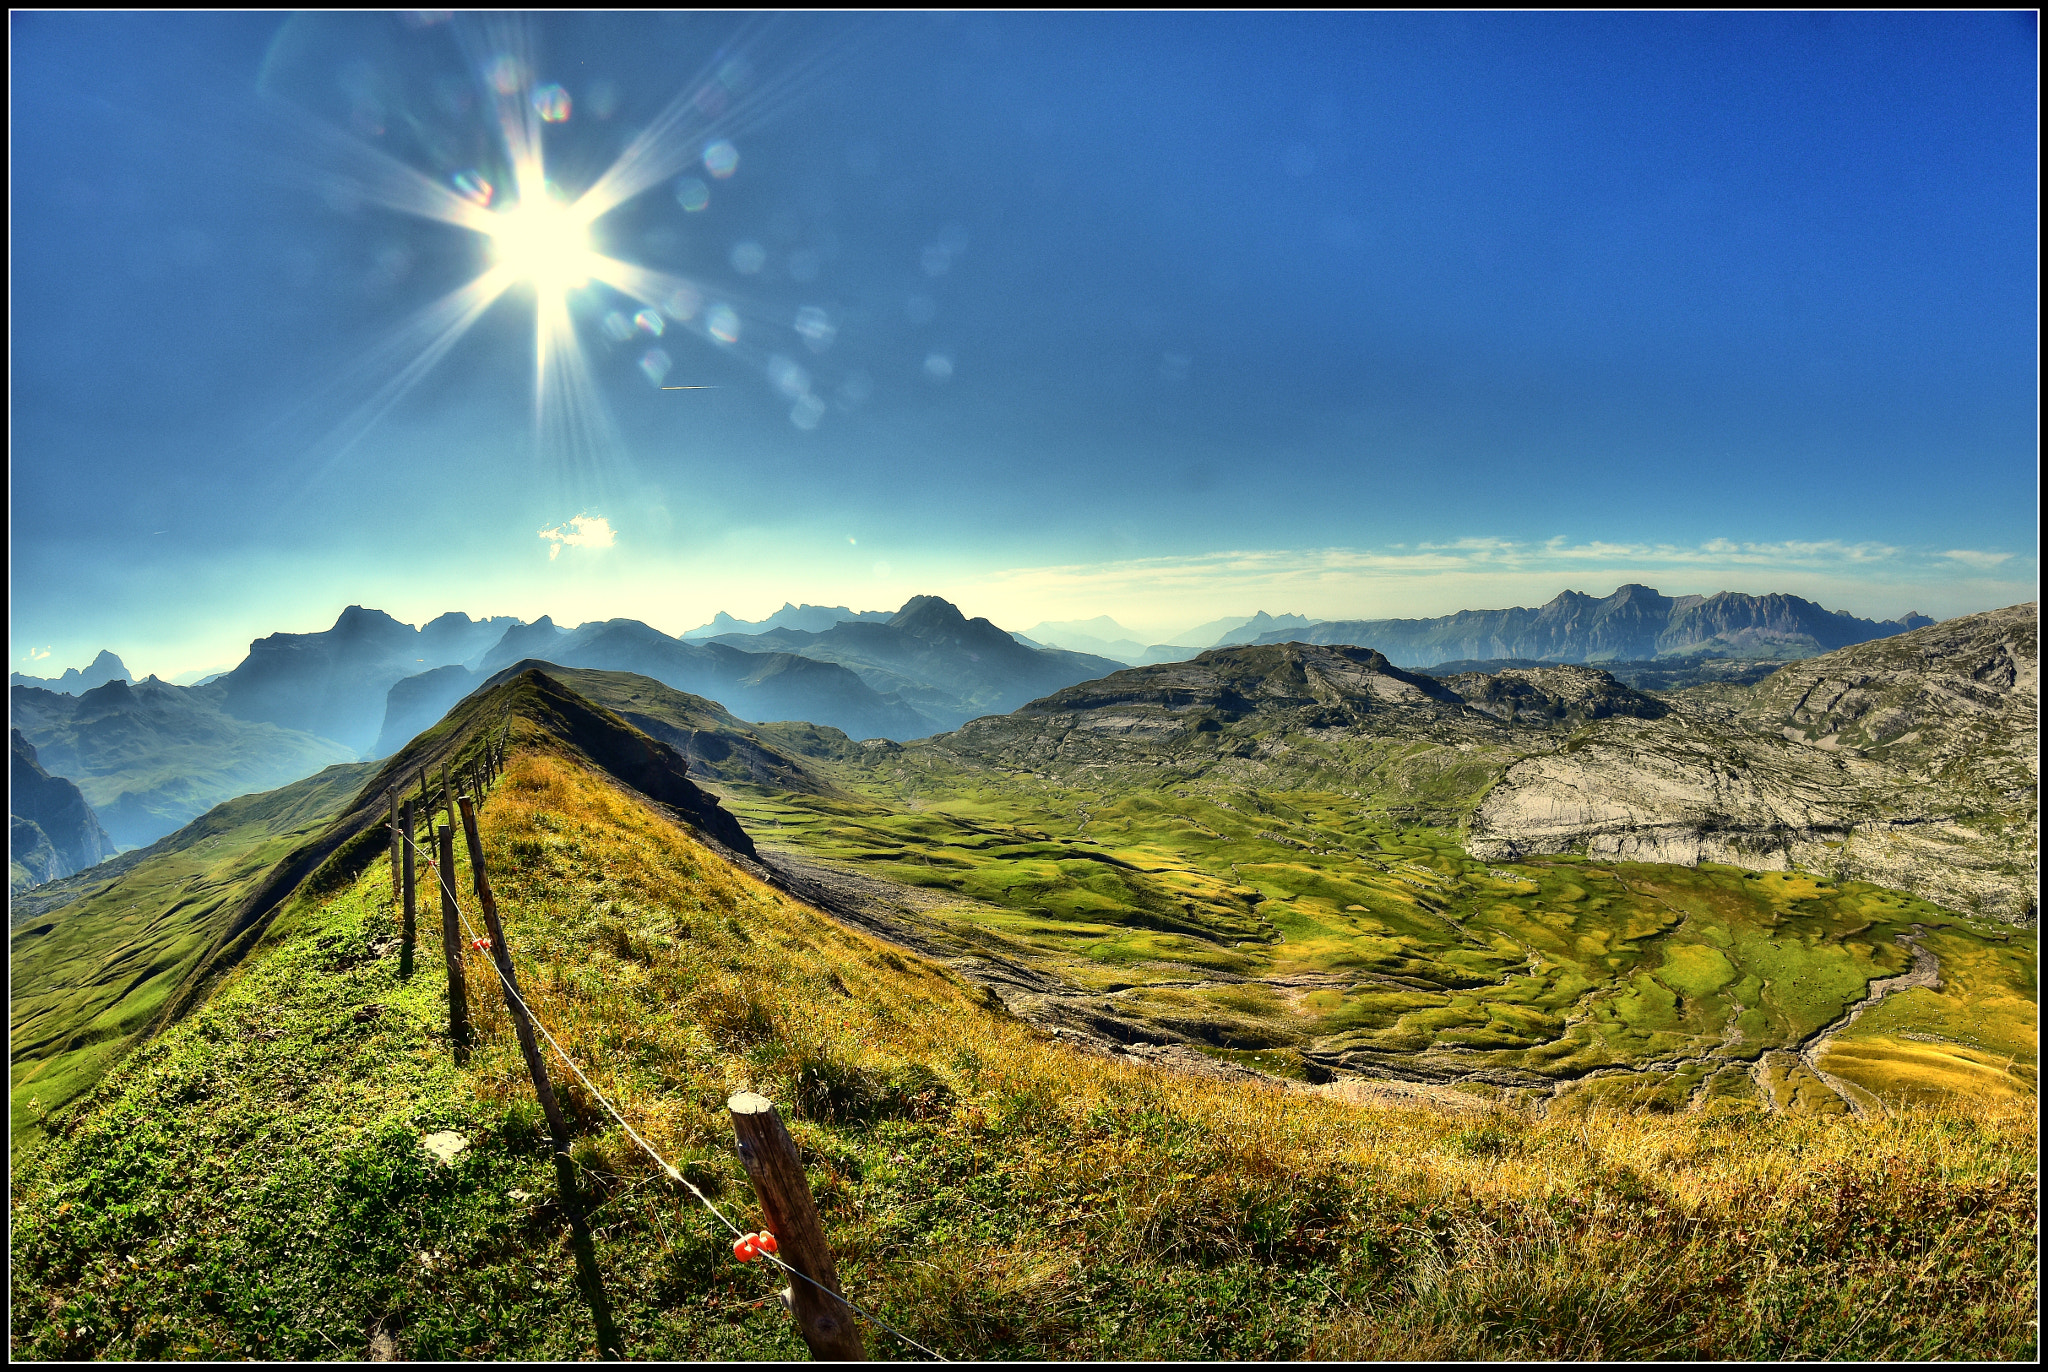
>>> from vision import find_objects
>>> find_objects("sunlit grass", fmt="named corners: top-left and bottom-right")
top-left (9, 739), bottom-right (2036, 1359)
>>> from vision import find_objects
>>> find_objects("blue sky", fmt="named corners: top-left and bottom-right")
top-left (10, 11), bottom-right (2037, 678)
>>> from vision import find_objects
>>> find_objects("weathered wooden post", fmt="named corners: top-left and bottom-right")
top-left (457, 796), bottom-right (623, 1361)
top-left (399, 798), bottom-right (417, 981)
top-left (440, 762), bottom-right (457, 834)
top-left (388, 789), bottom-right (401, 900)
top-left (437, 824), bottom-right (470, 1061)
top-left (727, 1092), bottom-right (867, 1360)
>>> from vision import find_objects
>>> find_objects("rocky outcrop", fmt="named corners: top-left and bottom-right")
top-left (1467, 604), bottom-right (2038, 923)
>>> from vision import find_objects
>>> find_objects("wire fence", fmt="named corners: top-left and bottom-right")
top-left (386, 760), bottom-right (946, 1361)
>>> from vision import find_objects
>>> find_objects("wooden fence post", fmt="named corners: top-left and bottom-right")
top-left (457, 795), bottom-right (624, 1362)
top-left (388, 790), bottom-right (401, 900)
top-left (437, 824), bottom-right (470, 1061)
top-left (440, 763), bottom-right (457, 834)
top-left (727, 1092), bottom-right (867, 1361)
top-left (399, 798), bottom-right (417, 981)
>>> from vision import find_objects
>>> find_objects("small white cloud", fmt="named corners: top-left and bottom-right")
top-left (1941, 549), bottom-right (2013, 570)
top-left (539, 514), bottom-right (617, 562)
top-left (25, 646), bottom-right (51, 661)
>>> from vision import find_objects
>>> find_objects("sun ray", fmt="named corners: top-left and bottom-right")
top-left (263, 264), bottom-right (521, 504)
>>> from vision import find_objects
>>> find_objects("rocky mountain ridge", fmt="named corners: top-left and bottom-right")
top-left (1256, 584), bottom-right (1934, 667)
top-left (1464, 603), bottom-right (2038, 922)
top-left (918, 606), bottom-right (2036, 922)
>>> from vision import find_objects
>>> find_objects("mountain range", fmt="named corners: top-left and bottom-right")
top-left (1, 584), bottom-right (1969, 882)
top-left (680, 602), bottom-right (896, 639)
top-left (1250, 585), bottom-right (1933, 666)
top-left (374, 615), bottom-right (933, 752)
top-left (9, 678), bottom-right (357, 851)
top-left (10, 649), bottom-right (133, 696)
top-left (703, 594), bottom-right (1125, 731)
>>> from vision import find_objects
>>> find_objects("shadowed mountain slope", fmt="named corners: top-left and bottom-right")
top-left (207, 606), bottom-right (519, 754)
top-left (1261, 585), bottom-right (1935, 667)
top-left (10, 730), bottom-right (115, 892)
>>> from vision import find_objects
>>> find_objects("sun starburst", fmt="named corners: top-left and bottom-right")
top-left (265, 12), bottom-right (848, 510)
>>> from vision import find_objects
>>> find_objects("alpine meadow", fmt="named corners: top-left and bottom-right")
top-left (9, 11), bottom-right (2037, 1364)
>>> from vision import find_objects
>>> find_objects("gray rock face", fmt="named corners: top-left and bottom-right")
top-left (1467, 604), bottom-right (2039, 923)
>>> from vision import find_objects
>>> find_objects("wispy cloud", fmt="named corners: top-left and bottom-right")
top-left (538, 513), bottom-right (617, 562)
top-left (1941, 548), bottom-right (2014, 570)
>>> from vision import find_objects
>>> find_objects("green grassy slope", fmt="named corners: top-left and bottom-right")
top-left (714, 755), bottom-right (2035, 1111)
top-left (9, 761), bottom-right (377, 1140)
top-left (9, 722), bottom-right (2035, 1359)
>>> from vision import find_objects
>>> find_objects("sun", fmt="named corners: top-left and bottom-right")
top-left (487, 196), bottom-right (599, 293)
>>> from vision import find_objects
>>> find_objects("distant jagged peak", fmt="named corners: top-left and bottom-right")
top-left (9, 649), bottom-right (134, 696)
top-left (682, 602), bottom-right (893, 639)
top-left (1211, 611), bottom-right (1312, 647)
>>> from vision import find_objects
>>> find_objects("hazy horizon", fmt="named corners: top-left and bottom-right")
top-left (11, 12), bottom-right (2037, 682)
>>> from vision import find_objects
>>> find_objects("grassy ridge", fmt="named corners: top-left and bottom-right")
top-left (9, 739), bottom-right (2035, 1359)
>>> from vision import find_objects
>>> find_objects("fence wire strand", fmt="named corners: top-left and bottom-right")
top-left (389, 800), bottom-right (948, 1361)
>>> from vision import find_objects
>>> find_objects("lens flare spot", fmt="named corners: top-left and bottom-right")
top-left (602, 311), bottom-right (634, 342)
top-left (639, 348), bottom-right (673, 385)
top-left (634, 308), bottom-right (665, 336)
top-left (730, 241), bottom-right (766, 275)
top-left (706, 303), bottom-right (741, 344)
top-left (532, 83), bottom-right (572, 123)
top-left (790, 393), bottom-right (826, 430)
top-left (452, 170), bottom-right (494, 207)
top-left (674, 177), bottom-right (710, 212)
top-left (794, 306), bottom-right (836, 353)
top-left (663, 286), bottom-right (702, 322)
top-left (924, 352), bottom-right (954, 381)
top-left (838, 370), bottom-right (874, 407)
top-left (703, 140), bottom-right (740, 179)
top-left (767, 354), bottom-right (810, 399)
top-left (487, 54), bottom-right (525, 97)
